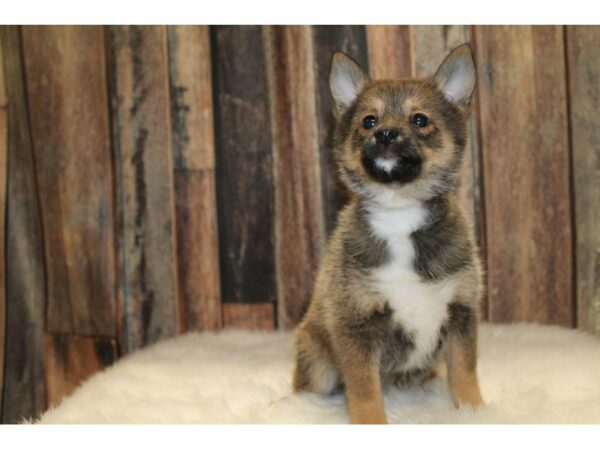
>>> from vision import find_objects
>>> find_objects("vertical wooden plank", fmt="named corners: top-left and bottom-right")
top-left (312, 26), bottom-right (369, 236)
top-left (45, 334), bottom-right (117, 408)
top-left (21, 26), bottom-right (116, 336)
top-left (264, 26), bottom-right (325, 329)
top-left (222, 303), bottom-right (275, 331)
top-left (366, 26), bottom-right (413, 79)
top-left (168, 26), bottom-right (215, 172)
top-left (475, 26), bottom-right (573, 325)
top-left (566, 26), bottom-right (600, 336)
top-left (211, 26), bottom-right (276, 305)
top-left (0, 28), bottom-right (7, 422)
top-left (174, 172), bottom-right (221, 331)
top-left (109, 26), bottom-right (180, 351)
top-left (1, 26), bottom-right (46, 423)
top-left (168, 26), bottom-right (221, 331)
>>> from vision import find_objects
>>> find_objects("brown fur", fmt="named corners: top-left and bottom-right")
top-left (293, 45), bottom-right (484, 423)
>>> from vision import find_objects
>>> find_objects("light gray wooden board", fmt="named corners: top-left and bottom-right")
top-left (109, 26), bottom-right (180, 351)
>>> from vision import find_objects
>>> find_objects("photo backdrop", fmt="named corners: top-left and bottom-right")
top-left (1, 25), bottom-right (598, 423)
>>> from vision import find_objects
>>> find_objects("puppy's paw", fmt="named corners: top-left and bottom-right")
top-left (451, 385), bottom-right (484, 409)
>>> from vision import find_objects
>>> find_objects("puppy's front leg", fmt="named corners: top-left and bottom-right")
top-left (335, 336), bottom-right (387, 424)
top-left (446, 303), bottom-right (484, 408)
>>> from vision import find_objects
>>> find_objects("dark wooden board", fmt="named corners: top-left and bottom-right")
top-left (21, 26), bottom-right (116, 336)
top-left (222, 303), bottom-right (275, 331)
top-left (1, 26), bottom-right (46, 423)
top-left (566, 26), bottom-right (600, 336)
top-left (174, 170), bottom-right (222, 331)
top-left (264, 26), bottom-right (325, 329)
top-left (366, 26), bottom-right (413, 79)
top-left (311, 26), bottom-right (369, 236)
top-left (167, 25), bottom-right (215, 171)
top-left (109, 26), bottom-right (180, 351)
top-left (45, 333), bottom-right (117, 409)
top-left (0, 29), bottom-right (7, 421)
top-left (211, 26), bottom-right (276, 304)
top-left (475, 26), bottom-right (573, 325)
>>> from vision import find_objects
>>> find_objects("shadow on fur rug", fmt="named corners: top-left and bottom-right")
top-left (38, 323), bottom-right (600, 424)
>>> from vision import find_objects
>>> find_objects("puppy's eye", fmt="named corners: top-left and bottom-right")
top-left (363, 115), bottom-right (377, 129)
top-left (411, 113), bottom-right (429, 128)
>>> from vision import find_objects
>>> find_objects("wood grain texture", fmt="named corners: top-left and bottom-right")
top-left (475, 26), bottom-right (573, 325)
top-left (566, 26), bottom-right (600, 336)
top-left (211, 26), bottom-right (276, 304)
top-left (312, 26), bottom-right (369, 236)
top-left (1, 26), bottom-right (46, 423)
top-left (45, 333), bottom-right (117, 408)
top-left (168, 26), bottom-right (221, 332)
top-left (264, 26), bottom-right (325, 329)
top-left (366, 26), bottom-right (413, 79)
top-left (222, 303), bottom-right (275, 331)
top-left (109, 26), bottom-right (180, 351)
top-left (0, 29), bottom-right (7, 421)
top-left (168, 26), bottom-right (215, 170)
top-left (174, 170), bottom-right (222, 331)
top-left (21, 26), bottom-right (116, 336)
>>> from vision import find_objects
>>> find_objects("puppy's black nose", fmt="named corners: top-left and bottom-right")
top-left (374, 129), bottom-right (399, 147)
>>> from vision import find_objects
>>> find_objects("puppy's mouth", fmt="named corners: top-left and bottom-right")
top-left (361, 143), bottom-right (422, 184)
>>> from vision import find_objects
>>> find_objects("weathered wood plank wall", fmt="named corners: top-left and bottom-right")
top-left (475, 26), bottom-right (573, 325)
top-left (1, 25), bottom-right (598, 422)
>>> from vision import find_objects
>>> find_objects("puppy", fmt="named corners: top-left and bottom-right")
top-left (293, 44), bottom-right (484, 424)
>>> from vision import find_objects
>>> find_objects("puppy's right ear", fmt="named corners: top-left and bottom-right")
top-left (329, 52), bottom-right (368, 114)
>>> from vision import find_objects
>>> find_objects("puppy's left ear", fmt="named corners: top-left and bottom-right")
top-left (329, 52), bottom-right (369, 114)
top-left (434, 44), bottom-right (476, 108)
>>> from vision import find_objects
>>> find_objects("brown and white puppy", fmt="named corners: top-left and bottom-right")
top-left (293, 44), bottom-right (484, 424)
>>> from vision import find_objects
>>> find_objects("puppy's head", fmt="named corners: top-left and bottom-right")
top-left (329, 44), bottom-right (476, 204)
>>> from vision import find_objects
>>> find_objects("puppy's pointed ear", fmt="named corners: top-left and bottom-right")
top-left (434, 44), bottom-right (476, 108)
top-left (329, 52), bottom-right (369, 114)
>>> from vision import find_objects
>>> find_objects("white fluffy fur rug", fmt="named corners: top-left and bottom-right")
top-left (38, 323), bottom-right (600, 424)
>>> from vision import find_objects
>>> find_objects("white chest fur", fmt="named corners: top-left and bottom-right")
top-left (367, 201), bottom-right (456, 370)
